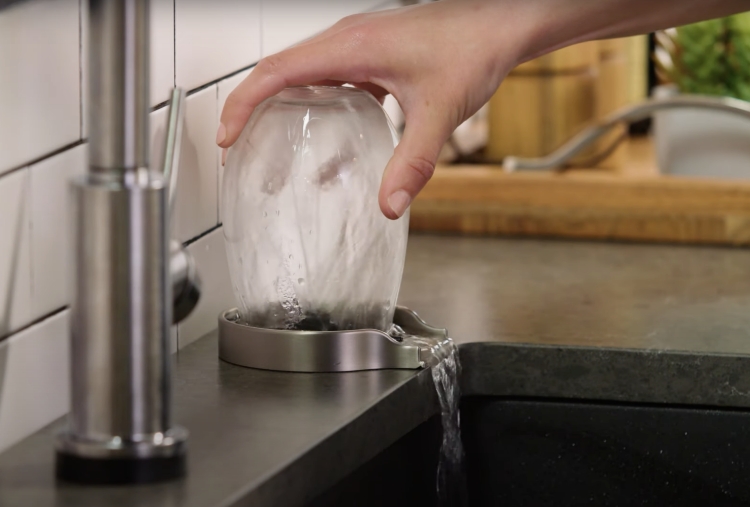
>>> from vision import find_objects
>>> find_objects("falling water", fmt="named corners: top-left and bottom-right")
top-left (390, 325), bottom-right (467, 507)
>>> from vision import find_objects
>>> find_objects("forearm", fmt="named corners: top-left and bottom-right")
top-left (515, 0), bottom-right (749, 62)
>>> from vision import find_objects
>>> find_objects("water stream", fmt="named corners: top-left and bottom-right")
top-left (390, 325), bottom-right (467, 507)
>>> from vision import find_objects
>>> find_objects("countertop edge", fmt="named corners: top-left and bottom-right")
top-left (225, 367), bottom-right (439, 507)
top-left (459, 342), bottom-right (750, 409)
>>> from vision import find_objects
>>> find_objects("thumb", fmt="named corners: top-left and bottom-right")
top-left (378, 107), bottom-right (451, 220)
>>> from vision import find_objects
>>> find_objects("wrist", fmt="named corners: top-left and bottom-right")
top-left (442, 0), bottom-right (540, 83)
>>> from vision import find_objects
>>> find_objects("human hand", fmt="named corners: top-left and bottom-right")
top-left (216, 0), bottom-right (534, 219)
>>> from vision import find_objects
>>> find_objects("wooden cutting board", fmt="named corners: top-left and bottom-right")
top-left (410, 139), bottom-right (750, 246)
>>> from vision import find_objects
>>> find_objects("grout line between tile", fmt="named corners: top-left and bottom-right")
top-left (216, 85), bottom-right (220, 223)
top-left (173, 0), bottom-right (176, 89)
top-left (0, 140), bottom-right (86, 181)
top-left (78, 0), bottom-right (84, 140)
top-left (182, 224), bottom-right (222, 248)
top-left (26, 164), bottom-right (34, 324)
top-left (259, 0), bottom-right (264, 58)
top-left (186, 63), bottom-right (258, 98)
top-left (0, 307), bottom-right (68, 344)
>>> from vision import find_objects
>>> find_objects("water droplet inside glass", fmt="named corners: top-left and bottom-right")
top-left (289, 254), bottom-right (293, 259)
top-left (297, 278), bottom-right (305, 285)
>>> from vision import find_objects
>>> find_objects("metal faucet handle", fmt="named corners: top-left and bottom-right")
top-left (161, 87), bottom-right (201, 324)
top-left (162, 87), bottom-right (186, 215)
top-left (171, 240), bottom-right (201, 324)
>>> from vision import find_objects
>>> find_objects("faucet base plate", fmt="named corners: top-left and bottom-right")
top-left (55, 452), bottom-right (186, 485)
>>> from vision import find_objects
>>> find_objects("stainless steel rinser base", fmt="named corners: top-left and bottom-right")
top-left (218, 306), bottom-right (446, 372)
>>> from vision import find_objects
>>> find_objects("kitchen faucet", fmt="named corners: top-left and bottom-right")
top-left (55, 0), bottom-right (200, 484)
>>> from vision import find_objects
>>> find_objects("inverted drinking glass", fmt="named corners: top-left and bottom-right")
top-left (222, 86), bottom-right (409, 332)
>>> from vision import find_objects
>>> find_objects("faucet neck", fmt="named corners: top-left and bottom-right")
top-left (88, 0), bottom-right (150, 176)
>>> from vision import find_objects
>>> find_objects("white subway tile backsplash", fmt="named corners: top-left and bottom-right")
top-left (151, 0), bottom-right (176, 106)
top-left (151, 86), bottom-right (219, 243)
top-left (29, 145), bottom-right (87, 318)
top-left (0, 0), bottom-right (80, 174)
top-left (175, 0), bottom-right (261, 91)
top-left (0, 170), bottom-right (31, 337)
top-left (0, 310), bottom-right (69, 453)
top-left (178, 228), bottom-right (234, 349)
top-left (80, 0), bottom-right (89, 139)
top-left (176, 86), bottom-right (220, 241)
top-left (260, 0), bottom-right (383, 57)
top-left (217, 68), bottom-right (253, 222)
top-left (383, 95), bottom-right (404, 132)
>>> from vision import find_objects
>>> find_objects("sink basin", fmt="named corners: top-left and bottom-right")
top-left (307, 397), bottom-right (750, 507)
top-left (462, 398), bottom-right (750, 507)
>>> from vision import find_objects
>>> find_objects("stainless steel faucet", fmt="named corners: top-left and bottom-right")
top-left (55, 0), bottom-right (200, 484)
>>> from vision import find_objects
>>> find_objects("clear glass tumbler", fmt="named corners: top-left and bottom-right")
top-left (222, 86), bottom-right (409, 331)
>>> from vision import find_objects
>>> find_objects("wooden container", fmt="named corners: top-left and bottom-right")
top-left (485, 36), bottom-right (649, 170)
top-left (513, 41), bottom-right (599, 74)
top-left (593, 50), bottom-right (630, 170)
top-left (486, 70), bottom-right (596, 161)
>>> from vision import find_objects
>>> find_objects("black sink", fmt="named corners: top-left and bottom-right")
top-left (308, 397), bottom-right (750, 507)
top-left (462, 397), bottom-right (750, 507)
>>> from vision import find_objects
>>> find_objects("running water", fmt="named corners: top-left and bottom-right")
top-left (389, 324), bottom-right (467, 507)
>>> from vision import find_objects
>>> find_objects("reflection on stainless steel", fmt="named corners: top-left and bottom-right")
top-left (503, 94), bottom-right (750, 171)
top-left (163, 89), bottom-right (200, 324)
top-left (218, 306), bottom-right (446, 372)
top-left (171, 240), bottom-right (201, 325)
top-left (162, 87), bottom-right (186, 214)
top-left (56, 0), bottom-right (194, 484)
top-left (87, 0), bottom-right (149, 174)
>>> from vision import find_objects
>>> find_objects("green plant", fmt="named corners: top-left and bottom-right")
top-left (655, 13), bottom-right (750, 101)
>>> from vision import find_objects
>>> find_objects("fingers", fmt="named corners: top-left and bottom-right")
top-left (309, 80), bottom-right (389, 99)
top-left (218, 39), bottom-right (368, 149)
top-left (378, 106), bottom-right (452, 220)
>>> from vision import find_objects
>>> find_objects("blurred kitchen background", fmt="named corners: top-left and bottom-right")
top-left (410, 12), bottom-right (750, 247)
top-left (429, 14), bottom-right (750, 174)
top-left (0, 0), bottom-right (748, 456)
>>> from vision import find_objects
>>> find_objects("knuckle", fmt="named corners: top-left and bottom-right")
top-left (224, 89), bottom-right (242, 107)
top-left (339, 12), bottom-right (365, 26)
top-left (224, 89), bottom-right (251, 115)
top-left (346, 25), bottom-right (371, 43)
top-left (405, 155), bottom-right (436, 182)
top-left (256, 54), bottom-right (284, 75)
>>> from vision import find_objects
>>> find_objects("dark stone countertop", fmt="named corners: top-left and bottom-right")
top-left (3, 235), bottom-right (750, 506)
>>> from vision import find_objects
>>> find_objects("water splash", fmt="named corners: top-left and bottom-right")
top-left (390, 325), bottom-right (467, 507)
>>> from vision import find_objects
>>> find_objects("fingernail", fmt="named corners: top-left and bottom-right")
top-left (387, 190), bottom-right (411, 218)
top-left (215, 123), bottom-right (226, 145)
top-left (221, 148), bottom-right (227, 166)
